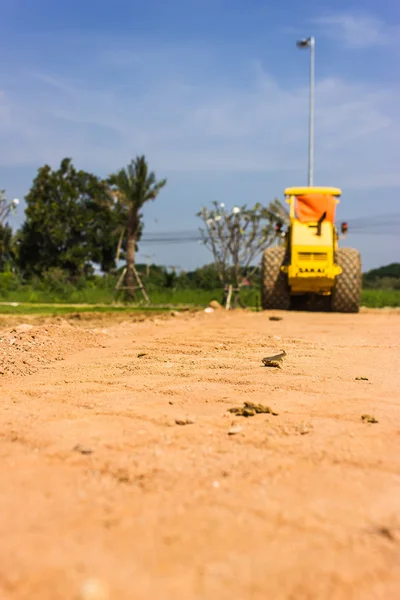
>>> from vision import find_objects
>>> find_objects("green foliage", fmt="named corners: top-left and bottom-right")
top-left (0, 304), bottom-right (173, 316)
top-left (185, 263), bottom-right (222, 290)
top-left (0, 223), bottom-right (17, 270)
top-left (18, 158), bottom-right (119, 279)
top-left (107, 155), bottom-right (167, 300)
top-left (107, 156), bottom-right (167, 246)
top-left (0, 269), bottom-right (399, 309)
top-left (361, 289), bottom-right (400, 307)
top-left (363, 263), bottom-right (400, 290)
top-left (135, 263), bottom-right (169, 286)
top-left (364, 263), bottom-right (400, 280)
top-left (108, 156), bottom-right (167, 213)
top-left (0, 270), bottom-right (21, 293)
top-left (182, 263), bottom-right (261, 290)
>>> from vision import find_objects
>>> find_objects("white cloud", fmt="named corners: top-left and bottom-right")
top-left (314, 12), bottom-right (399, 49)
top-left (0, 45), bottom-right (399, 192)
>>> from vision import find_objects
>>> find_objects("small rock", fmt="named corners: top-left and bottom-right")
top-left (175, 418), bottom-right (195, 426)
top-left (137, 352), bottom-right (147, 358)
top-left (296, 422), bottom-right (312, 435)
top-left (269, 316), bottom-right (283, 321)
top-left (245, 401), bottom-right (279, 416)
top-left (262, 351), bottom-right (286, 369)
top-left (361, 414), bottom-right (378, 424)
top-left (212, 481), bottom-right (220, 488)
top-left (209, 300), bottom-right (223, 310)
top-left (375, 527), bottom-right (396, 542)
top-left (227, 407), bottom-right (254, 417)
top-left (243, 407), bottom-right (256, 417)
top-left (228, 402), bottom-right (278, 417)
top-left (73, 444), bottom-right (93, 455)
top-left (15, 324), bottom-right (34, 333)
top-left (204, 307), bottom-right (214, 313)
top-left (228, 426), bottom-right (242, 435)
top-left (355, 376), bottom-right (369, 381)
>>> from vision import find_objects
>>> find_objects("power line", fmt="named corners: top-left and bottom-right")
top-left (138, 216), bottom-right (400, 244)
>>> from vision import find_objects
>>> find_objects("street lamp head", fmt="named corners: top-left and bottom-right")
top-left (296, 37), bottom-right (314, 49)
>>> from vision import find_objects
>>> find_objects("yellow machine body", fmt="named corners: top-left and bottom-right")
top-left (282, 187), bottom-right (343, 295)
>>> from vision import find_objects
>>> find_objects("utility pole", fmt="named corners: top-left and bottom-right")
top-left (297, 36), bottom-right (315, 187)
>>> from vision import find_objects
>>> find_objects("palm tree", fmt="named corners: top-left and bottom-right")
top-left (108, 156), bottom-right (167, 300)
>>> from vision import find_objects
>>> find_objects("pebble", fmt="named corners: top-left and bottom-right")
top-left (175, 418), bottom-right (195, 426)
top-left (73, 444), bottom-right (93, 455)
top-left (228, 426), bottom-right (242, 435)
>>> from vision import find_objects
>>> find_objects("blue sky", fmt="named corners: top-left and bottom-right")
top-left (1, 0), bottom-right (399, 270)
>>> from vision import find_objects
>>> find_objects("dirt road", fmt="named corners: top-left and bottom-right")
top-left (0, 309), bottom-right (399, 600)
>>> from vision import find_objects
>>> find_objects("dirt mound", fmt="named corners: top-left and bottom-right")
top-left (0, 320), bottom-right (103, 379)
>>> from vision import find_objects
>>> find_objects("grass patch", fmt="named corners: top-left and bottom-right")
top-left (360, 289), bottom-right (400, 308)
top-left (0, 288), bottom-right (398, 315)
top-left (0, 287), bottom-right (261, 308)
top-left (0, 304), bottom-right (181, 316)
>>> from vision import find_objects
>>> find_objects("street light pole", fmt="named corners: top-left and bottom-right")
top-left (308, 36), bottom-right (315, 187)
top-left (297, 36), bottom-right (315, 187)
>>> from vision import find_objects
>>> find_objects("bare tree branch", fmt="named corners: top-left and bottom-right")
top-left (197, 199), bottom-right (289, 292)
top-left (0, 191), bottom-right (19, 226)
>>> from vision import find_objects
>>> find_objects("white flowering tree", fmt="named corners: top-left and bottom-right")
top-left (0, 191), bottom-right (19, 226)
top-left (0, 191), bottom-right (19, 270)
top-left (197, 199), bottom-right (288, 307)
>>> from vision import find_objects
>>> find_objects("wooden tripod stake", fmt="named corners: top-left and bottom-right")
top-left (114, 265), bottom-right (150, 304)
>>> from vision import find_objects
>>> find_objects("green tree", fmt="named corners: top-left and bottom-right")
top-left (186, 263), bottom-right (222, 290)
top-left (364, 263), bottom-right (400, 281)
top-left (0, 223), bottom-right (15, 271)
top-left (18, 158), bottom-right (118, 278)
top-left (108, 156), bottom-right (167, 300)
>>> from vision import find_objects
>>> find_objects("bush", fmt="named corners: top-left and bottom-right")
top-left (0, 271), bottom-right (21, 294)
top-left (39, 268), bottom-right (75, 298)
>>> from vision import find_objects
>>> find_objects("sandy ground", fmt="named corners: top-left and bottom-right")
top-left (0, 308), bottom-right (399, 600)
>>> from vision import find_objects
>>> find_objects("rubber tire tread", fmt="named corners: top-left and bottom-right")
top-left (331, 248), bottom-right (362, 313)
top-left (261, 246), bottom-right (291, 310)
